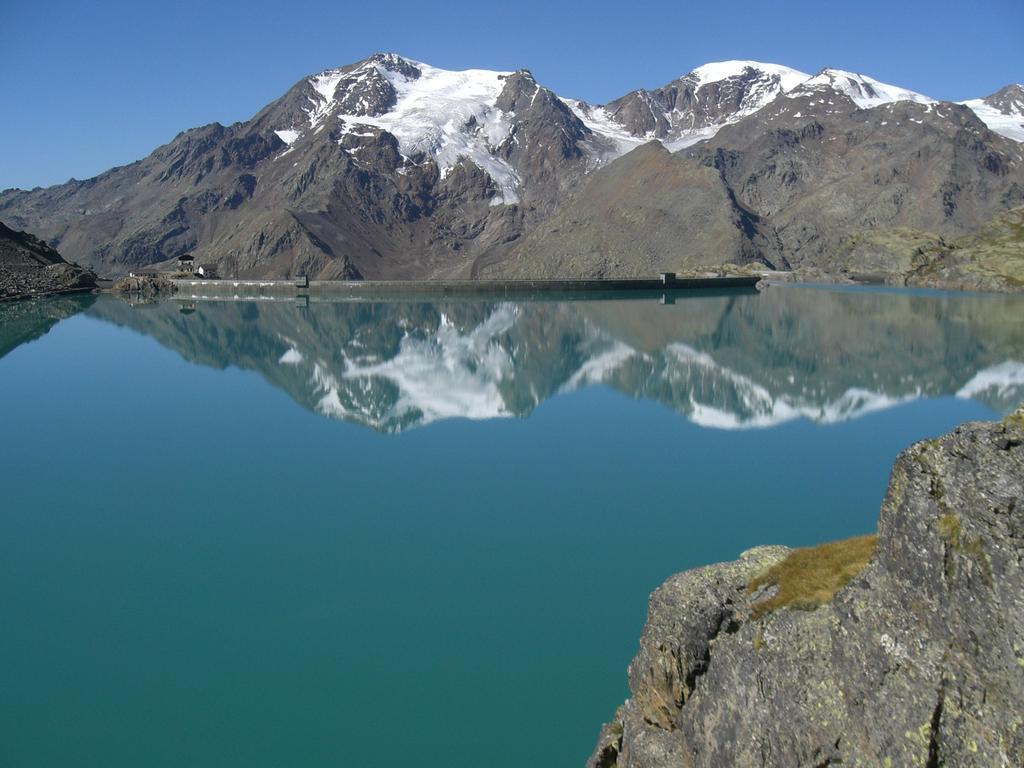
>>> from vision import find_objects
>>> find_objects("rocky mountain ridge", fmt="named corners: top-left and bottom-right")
top-left (1, 54), bottom-right (1021, 284)
top-left (490, 89), bottom-right (1024, 285)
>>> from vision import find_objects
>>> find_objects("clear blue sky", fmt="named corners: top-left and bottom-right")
top-left (1, 0), bottom-right (1021, 190)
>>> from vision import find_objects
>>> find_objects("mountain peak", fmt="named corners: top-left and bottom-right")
top-left (367, 51), bottom-right (412, 64)
top-left (980, 83), bottom-right (1024, 114)
top-left (959, 83), bottom-right (1024, 142)
top-left (288, 55), bottom-right (525, 204)
top-left (684, 61), bottom-right (810, 92)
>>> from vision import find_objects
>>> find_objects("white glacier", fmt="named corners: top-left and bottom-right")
top-left (958, 96), bottom-right (1024, 143)
top-left (305, 57), bottom-right (523, 204)
top-left (795, 69), bottom-right (935, 109)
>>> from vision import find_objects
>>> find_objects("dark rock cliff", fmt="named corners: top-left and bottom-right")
top-left (591, 406), bottom-right (1024, 767)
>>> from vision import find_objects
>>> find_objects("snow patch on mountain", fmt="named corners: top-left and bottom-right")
top-left (797, 69), bottom-right (935, 109)
top-left (564, 100), bottom-right (652, 158)
top-left (959, 95), bottom-right (1024, 143)
top-left (673, 61), bottom-right (812, 146)
top-left (662, 126), bottom-right (734, 152)
top-left (560, 341), bottom-right (642, 390)
top-left (307, 70), bottom-right (348, 126)
top-left (686, 387), bottom-right (918, 429)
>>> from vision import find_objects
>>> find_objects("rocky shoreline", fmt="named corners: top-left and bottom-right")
top-left (0, 221), bottom-right (96, 302)
top-left (110, 274), bottom-right (177, 298)
top-left (0, 214), bottom-right (1017, 300)
top-left (590, 406), bottom-right (1024, 767)
top-left (2, 211), bottom-right (1019, 298)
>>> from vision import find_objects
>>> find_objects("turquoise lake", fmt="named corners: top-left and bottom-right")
top-left (2, 284), bottom-right (1023, 767)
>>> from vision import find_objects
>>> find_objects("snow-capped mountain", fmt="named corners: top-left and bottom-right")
top-left (274, 56), bottom-right (822, 196)
top-left (1, 52), bottom-right (1021, 284)
top-left (571, 62), bottom-right (1020, 150)
top-left (275, 53), bottom-right (527, 205)
top-left (265, 54), bottom-right (1024, 201)
top-left (567, 61), bottom-right (812, 156)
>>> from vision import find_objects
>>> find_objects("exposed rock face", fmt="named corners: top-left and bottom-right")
top-left (478, 142), bottom-right (775, 277)
top-left (591, 407), bottom-right (1024, 767)
top-left (899, 205), bottom-right (1024, 292)
top-left (691, 95), bottom-right (1024, 272)
top-left (0, 221), bottom-right (96, 300)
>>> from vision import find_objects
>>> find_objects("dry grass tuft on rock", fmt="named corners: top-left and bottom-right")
top-left (747, 534), bottom-right (878, 619)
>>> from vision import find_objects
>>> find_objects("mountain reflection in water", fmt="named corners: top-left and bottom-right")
top-left (79, 285), bottom-right (1024, 432)
top-left (3, 283), bottom-right (1024, 768)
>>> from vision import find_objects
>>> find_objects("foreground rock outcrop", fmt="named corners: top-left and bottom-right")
top-left (591, 406), bottom-right (1024, 767)
top-left (0, 221), bottom-right (96, 301)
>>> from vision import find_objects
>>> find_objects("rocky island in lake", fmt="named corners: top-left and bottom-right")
top-left (591, 406), bottom-right (1024, 767)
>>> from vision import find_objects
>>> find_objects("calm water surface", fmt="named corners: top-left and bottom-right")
top-left (1, 285), bottom-right (1022, 767)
